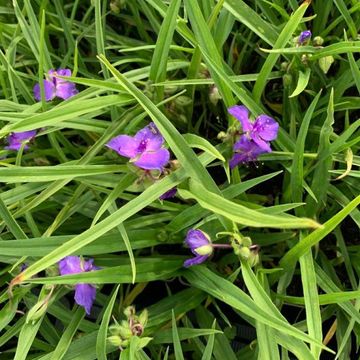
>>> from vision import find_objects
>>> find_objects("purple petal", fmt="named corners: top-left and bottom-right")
top-left (229, 153), bottom-right (251, 169)
top-left (33, 80), bottom-right (56, 102)
top-left (55, 68), bottom-right (72, 77)
top-left (159, 188), bottom-right (177, 200)
top-left (298, 30), bottom-right (311, 44)
top-left (6, 130), bottom-right (37, 151)
top-left (228, 105), bottom-right (252, 132)
top-left (253, 115), bottom-right (279, 141)
top-left (133, 148), bottom-right (170, 170)
top-left (185, 229), bottom-right (210, 252)
top-left (58, 256), bottom-right (82, 275)
top-left (106, 135), bottom-right (139, 158)
top-left (230, 136), bottom-right (267, 168)
top-left (251, 135), bottom-right (272, 153)
top-left (183, 255), bottom-right (209, 268)
top-left (134, 123), bottom-right (164, 151)
top-left (55, 82), bottom-right (78, 100)
top-left (74, 284), bottom-right (96, 314)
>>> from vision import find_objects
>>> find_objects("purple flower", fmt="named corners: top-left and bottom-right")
top-left (229, 136), bottom-right (266, 169)
top-left (106, 122), bottom-right (170, 171)
top-left (298, 30), bottom-right (312, 44)
top-left (5, 130), bottom-right (37, 151)
top-left (228, 105), bottom-right (279, 153)
top-left (58, 256), bottom-right (98, 315)
top-left (33, 69), bottom-right (78, 102)
top-left (159, 188), bottom-right (177, 200)
top-left (183, 229), bottom-right (213, 267)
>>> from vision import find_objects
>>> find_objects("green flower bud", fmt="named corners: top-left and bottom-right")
top-left (138, 309), bottom-right (148, 328)
top-left (313, 36), bottom-right (324, 46)
top-left (107, 335), bottom-right (123, 347)
top-left (209, 85), bottom-right (222, 105)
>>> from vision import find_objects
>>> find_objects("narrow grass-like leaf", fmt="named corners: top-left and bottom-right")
top-left (0, 197), bottom-right (27, 239)
top-left (201, 321), bottom-right (216, 360)
top-left (0, 165), bottom-right (126, 183)
top-left (223, 0), bottom-right (278, 45)
top-left (185, 266), bottom-right (331, 351)
top-left (291, 91), bottom-right (321, 207)
top-left (299, 246), bottom-right (322, 358)
top-left (172, 310), bottom-right (185, 360)
top-left (149, 0), bottom-right (181, 101)
top-left (289, 68), bottom-right (311, 98)
top-left (184, 0), bottom-right (234, 107)
top-left (253, 2), bottom-right (309, 102)
top-left (179, 179), bottom-right (320, 229)
top-left (280, 195), bottom-right (360, 268)
top-left (50, 306), bottom-right (85, 360)
top-left (96, 285), bottom-right (120, 360)
top-left (183, 133), bottom-right (225, 162)
top-left (14, 314), bottom-right (45, 360)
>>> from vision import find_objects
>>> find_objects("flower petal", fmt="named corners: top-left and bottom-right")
top-left (159, 188), bottom-right (177, 200)
top-left (106, 135), bottom-right (139, 158)
top-left (228, 105), bottom-right (252, 132)
top-left (133, 148), bottom-right (170, 170)
top-left (74, 284), bottom-right (96, 314)
top-left (55, 68), bottom-right (72, 78)
top-left (229, 153), bottom-right (250, 169)
top-left (5, 130), bottom-right (37, 151)
top-left (33, 80), bottom-right (56, 102)
top-left (185, 229), bottom-right (210, 251)
top-left (253, 115), bottom-right (279, 141)
top-left (58, 256), bottom-right (82, 275)
top-left (183, 255), bottom-right (209, 267)
top-left (251, 135), bottom-right (272, 153)
top-left (134, 123), bottom-right (164, 151)
top-left (55, 82), bottom-right (78, 100)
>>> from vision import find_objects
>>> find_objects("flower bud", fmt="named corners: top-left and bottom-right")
top-left (209, 85), bottom-right (222, 105)
top-left (313, 36), bottom-right (324, 46)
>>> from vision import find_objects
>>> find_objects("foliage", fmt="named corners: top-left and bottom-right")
top-left (0, 1), bottom-right (359, 359)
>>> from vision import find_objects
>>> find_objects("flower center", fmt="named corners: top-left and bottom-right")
top-left (137, 139), bottom-right (148, 153)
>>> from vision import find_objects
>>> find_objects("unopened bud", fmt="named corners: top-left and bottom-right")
top-left (313, 36), bottom-right (324, 46)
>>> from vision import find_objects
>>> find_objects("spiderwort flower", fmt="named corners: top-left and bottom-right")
top-left (227, 105), bottom-right (279, 168)
top-left (106, 122), bottom-right (170, 171)
top-left (184, 229), bottom-right (213, 267)
top-left (228, 105), bottom-right (278, 152)
top-left (58, 256), bottom-right (98, 315)
top-left (298, 30), bottom-right (312, 45)
top-left (5, 130), bottom-right (37, 151)
top-left (33, 69), bottom-right (78, 102)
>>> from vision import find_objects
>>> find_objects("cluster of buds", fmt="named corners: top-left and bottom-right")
top-left (214, 231), bottom-right (260, 267)
top-left (108, 306), bottom-right (152, 350)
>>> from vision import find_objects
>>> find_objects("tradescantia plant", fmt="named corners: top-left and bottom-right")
top-left (0, 1), bottom-right (359, 360)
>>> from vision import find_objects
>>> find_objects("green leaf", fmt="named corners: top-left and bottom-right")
top-left (289, 68), bottom-right (311, 98)
top-left (280, 195), bottom-right (360, 268)
top-left (252, 2), bottom-right (309, 102)
top-left (50, 306), bottom-right (85, 360)
top-left (183, 133), bottom-right (225, 162)
top-left (149, 0), bottom-right (181, 101)
top-left (185, 266), bottom-right (332, 351)
top-left (223, 0), bottom-right (278, 45)
top-left (172, 310), bottom-right (185, 360)
top-left (178, 179), bottom-right (320, 229)
top-left (96, 285), bottom-right (120, 360)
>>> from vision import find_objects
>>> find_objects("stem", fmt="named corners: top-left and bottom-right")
top-left (211, 243), bottom-right (233, 249)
